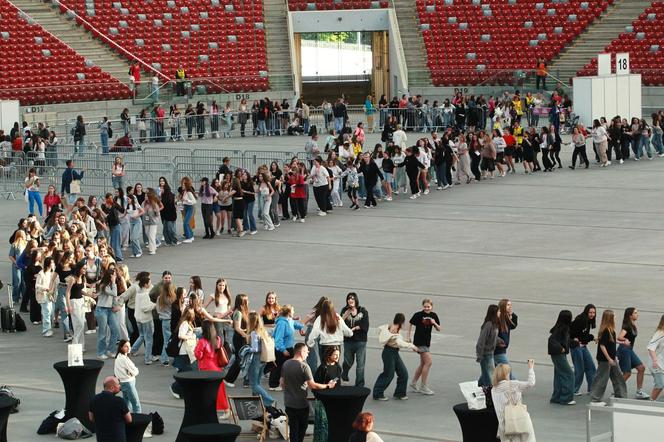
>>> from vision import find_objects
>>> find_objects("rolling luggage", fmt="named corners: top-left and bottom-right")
top-left (1, 284), bottom-right (16, 332)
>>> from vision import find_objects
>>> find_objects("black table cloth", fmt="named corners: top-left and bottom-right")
top-left (181, 423), bottom-right (241, 442)
top-left (0, 396), bottom-right (18, 442)
top-left (174, 371), bottom-right (224, 442)
top-left (313, 386), bottom-right (370, 442)
top-left (126, 413), bottom-right (152, 442)
top-left (53, 359), bottom-right (104, 432)
top-left (452, 402), bottom-right (499, 442)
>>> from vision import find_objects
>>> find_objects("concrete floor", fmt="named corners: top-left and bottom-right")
top-left (1, 132), bottom-right (662, 441)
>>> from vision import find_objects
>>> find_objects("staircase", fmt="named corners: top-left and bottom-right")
top-left (9, 0), bottom-right (142, 87)
top-left (548, 0), bottom-right (653, 85)
top-left (393, 0), bottom-right (431, 89)
top-left (263, 0), bottom-right (294, 92)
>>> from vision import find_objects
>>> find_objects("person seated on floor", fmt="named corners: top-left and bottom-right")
top-left (287, 117), bottom-right (305, 136)
top-left (110, 134), bottom-right (134, 152)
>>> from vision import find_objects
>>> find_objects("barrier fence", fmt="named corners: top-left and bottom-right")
top-left (0, 146), bottom-right (308, 199)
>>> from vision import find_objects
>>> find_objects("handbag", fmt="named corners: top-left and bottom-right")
top-left (260, 334), bottom-right (276, 363)
top-left (503, 384), bottom-right (531, 437)
top-left (216, 342), bottom-right (229, 367)
top-left (69, 169), bottom-right (81, 194)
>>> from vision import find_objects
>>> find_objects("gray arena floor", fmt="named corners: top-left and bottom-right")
top-left (1, 132), bottom-right (662, 441)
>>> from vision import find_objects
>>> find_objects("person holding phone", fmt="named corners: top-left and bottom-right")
top-left (313, 346), bottom-right (342, 442)
top-left (407, 298), bottom-right (441, 395)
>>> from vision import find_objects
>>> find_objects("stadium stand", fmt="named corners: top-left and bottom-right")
top-left (0, 0), bottom-right (131, 104)
top-left (56, 0), bottom-right (269, 92)
top-left (416, 0), bottom-right (613, 86)
top-left (287, 0), bottom-right (389, 10)
top-left (577, 1), bottom-right (664, 85)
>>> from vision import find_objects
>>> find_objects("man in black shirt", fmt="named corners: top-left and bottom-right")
top-left (89, 376), bottom-right (132, 442)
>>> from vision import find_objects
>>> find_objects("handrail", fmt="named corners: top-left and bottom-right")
top-left (51, 0), bottom-right (171, 82)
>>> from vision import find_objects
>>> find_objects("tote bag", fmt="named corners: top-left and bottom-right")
top-left (260, 334), bottom-right (276, 363)
top-left (503, 385), bottom-right (532, 437)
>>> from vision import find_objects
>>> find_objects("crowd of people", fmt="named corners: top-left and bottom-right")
top-left (6, 88), bottom-right (664, 442)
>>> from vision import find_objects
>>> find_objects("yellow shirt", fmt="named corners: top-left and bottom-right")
top-left (352, 143), bottom-right (363, 158)
top-left (514, 126), bottom-right (524, 145)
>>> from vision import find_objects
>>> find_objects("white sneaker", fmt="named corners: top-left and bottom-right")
top-left (269, 386), bottom-right (283, 391)
top-left (565, 400), bottom-right (576, 405)
top-left (590, 401), bottom-right (606, 407)
top-left (224, 381), bottom-right (235, 388)
top-left (318, 212), bottom-right (327, 216)
top-left (249, 231), bottom-right (258, 235)
top-left (85, 329), bottom-right (96, 335)
top-left (409, 195), bottom-right (417, 200)
top-left (409, 382), bottom-right (420, 393)
top-left (386, 197), bottom-right (392, 201)
top-left (443, 184), bottom-right (450, 189)
top-left (423, 189), bottom-right (430, 195)
top-left (267, 226), bottom-right (275, 231)
top-left (238, 231), bottom-right (246, 237)
top-left (620, 159), bottom-right (625, 164)
top-left (393, 190), bottom-right (399, 195)
top-left (419, 385), bottom-right (435, 395)
top-left (299, 218), bottom-right (305, 223)
top-left (437, 186), bottom-right (443, 190)
top-left (44, 330), bottom-right (54, 337)
top-left (98, 354), bottom-right (109, 360)
top-left (169, 385), bottom-right (181, 399)
top-left (574, 391), bottom-right (583, 396)
top-left (636, 389), bottom-right (651, 400)
top-left (182, 238), bottom-right (194, 243)
top-left (606, 161), bottom-right (611, 166)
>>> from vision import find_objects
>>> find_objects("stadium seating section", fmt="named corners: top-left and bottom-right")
top-left (0, 0), bottom-right (130, 104)
top-left (417, 0), bottom-right (613, 86)
top-left (287, 0), bottom-right (389, 10)
top-left (578, 1), bottom-right (664, 86)
top-left (58, 0), bottom-right (268, 92)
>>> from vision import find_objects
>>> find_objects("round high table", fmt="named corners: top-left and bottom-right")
top-left (174, 371), bottom-right (224, 442)
top-left (53, 359), bottom-right (104, 432)
top-left (126, 413), bottom-right (152, 442)
top-left (0, 396), bottom-right (18, 442)
top-left (313, 386), bottom-right (370, 442)
top-left (452, 403), bottom-right (499, 442)
top-left (181, 423), bottom-right (241, 442)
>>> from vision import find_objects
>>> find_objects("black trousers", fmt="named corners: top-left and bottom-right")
top-left (127, 307), bottom-right (139, 345)
top-left (152, 314), bottom-right (163, 356)
top-left (407, 170), bottom-right (419, 194)
top-left (365, 181), bottom-right (377, 206)
top-left (293, 198), bottom-right (306, 219)
top-left (621, 139), bottom-right (631, 159)
top-left (268, 347), bottom-right (293, 388)
top-left (225, 332), bottom-right (246, 383)
top-left (313, 185), bottom-right (328, 212)
top-left (280, 192), bottom-right (290, 219)
top-left (201, 203), bottom-right (214, 237)
top-left (608, 139), bottom-right (622, 161)
top-left (551, 148), bottom-right (562, 168)
top-left (445, 162), bottom-right (453, 185)
top-left (541, 149), bottom-right (554, 170)
top-left (470, 154), bottom-right (481, 181)
top-left (572, 146), bottom-right (589, 167)
top-left (536, 75), bottom-right (546, 90)
top-left (286, 407), bottom-right (309, 442)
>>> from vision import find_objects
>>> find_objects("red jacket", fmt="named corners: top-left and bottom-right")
top-left (290, 174), bottom-right (306, 199)
top-left (194, 337), bottom-right (222, 372)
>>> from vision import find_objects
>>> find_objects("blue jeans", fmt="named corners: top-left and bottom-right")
top-left (151, 84), bottom-right (159, 102)
top-left (257, 120), bottom-right (266, 135)
top-left (100, 133), bottom-right (109, 154)
top-left (183, 205), bottom-right (194, 239)
top-left (11, 265), bottom-right (22, 303)
top-left (54, 285), bottom-right (71, 337)
top-left (571, 345), bottom-right (596, 393)
top-left (334, 117), bottom-right (344, 132)
top-left (550, 353), bottom-right (574, 404)
top-left (95, 306), bottom-right (120, 357)
top-left (494, 352), bottom-right (514, 380)
top-left (434, 162), bottom-right (448, 187)
top-left (27, 190), bottom-right (43, 216)
top-left (129, 218), bottom-right (143, 256)
top-left (638, 135), bottom-right (653, 159)
top-left (74, 136), bottom-right (85, 154)
top-left (110, 225), bottom-right (123, 261)
top-left (652, 132), bottom-right (664, 154)
top-left (249, 355), bottom-right (274, 406)
top-left (131, 321), bottom-right (154, 364)
top-left (478, 354), bottom-right (494, 387)
top-left (40, 301), bottom-right (53, 334)
top-left (120, 379), bottom-right (142, 413)
top-left (162, 220), bottom-right (177, 245)
top-left (342, 341), bottom-right (367, 387)
top-left (160, 319), bottom-right (171, 364)
top-left (111, 176), bottom-right (123, 190)
top-left (243, 200), bottom-right (256, 232)
top-left (373, 346), bottom-right (408, 399)
top-left (358, 176), bottom-right (366, 198)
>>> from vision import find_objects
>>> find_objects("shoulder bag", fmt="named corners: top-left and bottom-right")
top-left (503, 383), bottom-right (532, 437)
top-left (215, 336), bottom-right (229, 367)
top-left (69, 169), bottom-right (81, 194)
top-left (260, 334), bottom-right (276, 363)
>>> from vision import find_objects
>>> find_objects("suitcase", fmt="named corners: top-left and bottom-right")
top-left (1, 284), bottom-right (16, 333)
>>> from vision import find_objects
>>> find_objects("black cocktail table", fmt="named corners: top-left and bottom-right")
top-left (452, 402), bottom-right (499, 442)
top-left (0, 396), bottom-right (18, 442)
top-left (53, 359), bottom-right (104, 432)
top-left (174, 371), bottom-right (224, 442)
top-left (126, 413), bottom-right (152, 442)
top-left (181, 423), bottom-right (241, 442)
top-left (313, 386), bottom-right (370, 442)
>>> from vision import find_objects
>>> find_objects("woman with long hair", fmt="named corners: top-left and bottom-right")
top-left (548, 310), bottom-right (575, 405)
top-left (66, 262), bottom-right (88, 351)
top-left (590, 310), bottom-right (627, 403)
top-left (491, 361), bottom-right (536, 442)
top-left (646, 314), bottom-right (664, 401)
top-left (340, 293), bottom-right (369, 387)
top-left (194, 321), bottom-right (231, 419)
top-left (373, 313), bottom-right (419, 400)
top-left (407, 298), bottom-right (441, 395)
top-left (156, 281), bottom-right (176, 366)
top-left (476, 304), bottom-right (500, 386)
top-left (259, 291), bottom-right (280, 328)
top-left (349, 412), bottom-right (384, 442)
top-left (199, 177), bottom-right (218, 239)
top-left (592, 119), bottom-right (610, 167)
top-left (307, 299), bottom-right (353, 357)
top-left (24, 167), bottom-right (43, 217)
top-left (143, 188), bottom-right (162, 255)
top-left (178, 176), bottom-right (197, 243)
top-left (246, 312), bottom-right (275, 406)
top-left (169, 307), bottom-right (197, 399)
top-left (570, 304), bottom-right (597, 395)
top-left (303, 296), bottom-right (329, 372)
top-left (224, 294), bottom-right (250, 386)
top-left (494, 299), bottom-right (518, 377)
top-left (158, 176), bottom-right (179, 246)
top-left (114, 339), bottom-right (141, 412)
top-left (125, 186), bottom-right (145, 258)
top-left (204, 278), bottom-right (233, 340)
top-left (231, 171), bottom-right (245, 236)
top-left (35, 256), bottom-right (57, 337)
top-left (313, 345), bottom-right (342, 441)
top-left (240, 170), bottom-right (257, 234)
top-left (618, 307), bottom-right (650, 399)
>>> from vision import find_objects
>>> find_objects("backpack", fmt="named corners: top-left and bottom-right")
top-left (150, 411), bottom-right (165, 435)
top-left (0, 385), bottom-right (20, 413)
top-left (56, 418), bottom-right (92, 439)
top-left (37, 410), bottom-right (65, 434)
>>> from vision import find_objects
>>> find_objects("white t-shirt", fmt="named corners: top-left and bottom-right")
top-left (647, 330), bottom-right (664, 369)
top-left (310, 165), bottom-right (329, 187)
top-left (210, 294), bottom-right (229, 316)
top-left (179, 322), bottom-right (193, 355)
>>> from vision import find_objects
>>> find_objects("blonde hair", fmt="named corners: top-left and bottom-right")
top-left (247, 312), bottom-right (269, 342)
top-left (492, 364), bottom-right (511, 386)
top-left (657, 314), bottom-right (664, 333)
top-left (598, 310), bottom-right (616, 342)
